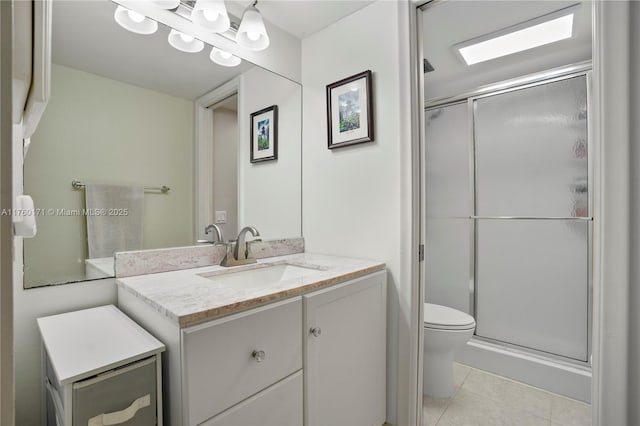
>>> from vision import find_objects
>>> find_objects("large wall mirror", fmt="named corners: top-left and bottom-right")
top-left (24, 0), bottom-right (302, 288)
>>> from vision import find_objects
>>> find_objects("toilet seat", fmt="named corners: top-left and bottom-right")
top-left (424, 303), bottom-right (475, 330)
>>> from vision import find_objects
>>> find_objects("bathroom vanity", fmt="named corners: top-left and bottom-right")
top-left (116, 253), bottom-right (386, 426)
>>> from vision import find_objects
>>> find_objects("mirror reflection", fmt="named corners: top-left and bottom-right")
top-left (23, 0), bottom-right (302, 288)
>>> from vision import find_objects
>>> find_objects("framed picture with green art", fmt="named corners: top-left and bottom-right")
top-left (250, 105), bottom-right (278, 163)
top-left (326, 70), bottom-right (374, 149)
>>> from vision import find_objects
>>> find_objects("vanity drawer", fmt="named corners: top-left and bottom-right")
top-left (182, 296), bottom-right (302, 426)
top-left (72, 357), bottom-right (157, 426)
top-left (201, 371), bottom-right (303, 426)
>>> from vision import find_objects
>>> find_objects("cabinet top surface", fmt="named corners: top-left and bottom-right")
top-left (37, 305), bottom-right (165, 385)
top-left (117, 253), bottom-right (385, 327)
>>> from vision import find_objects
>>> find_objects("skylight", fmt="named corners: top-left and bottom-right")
top-left (456, 10), bottom-right (575, 66)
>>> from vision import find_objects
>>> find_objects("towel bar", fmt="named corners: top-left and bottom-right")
top-left (71, 180), bottom-right (170, 194)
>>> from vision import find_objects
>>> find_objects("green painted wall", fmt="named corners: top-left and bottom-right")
top-left (24, 64), bottom-right (194, 287)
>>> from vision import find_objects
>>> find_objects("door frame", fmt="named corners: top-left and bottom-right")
top-left (194, 78), bottom-right (240, 242)
top-left (410, 1), bottom-right (633, 424)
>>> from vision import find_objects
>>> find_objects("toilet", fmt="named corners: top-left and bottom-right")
top-left (423, 303), bottom-right (476, 398)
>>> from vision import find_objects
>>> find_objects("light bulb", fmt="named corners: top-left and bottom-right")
top-left (114, 6), bottom-right (157, 35)
top-left (127, 10), bottom-right (146, 23)
top-left (203, 9), bottom-right (220, 22)
top-left (210, 47), bottom-right (241, 67)
top-left (247, 30), bottom-right (260, 41)
top-left (180, 33), bottom-right (195, 43)
top-left (236, 5), bottom-right (269, 50)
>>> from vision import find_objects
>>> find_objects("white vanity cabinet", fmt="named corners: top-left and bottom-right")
top-left (117, 293), bottom-right (304, 426)
top-left (37, 305), bottom-right (165, 426)
top-left (117, 265), bottom-right (387, 426)
top-left (304, 270), bottom-right (387, 426)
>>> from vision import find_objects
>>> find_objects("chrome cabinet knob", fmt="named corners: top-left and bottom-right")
top-left (310, 327), bottom-right (322, 337)
top-left (252, 350), bottom-right (266, 362)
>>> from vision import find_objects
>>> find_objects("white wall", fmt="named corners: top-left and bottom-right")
top-left (301, 1), bottom-right (414, 424)
top-left (238, 66), bottom-right (302, 240)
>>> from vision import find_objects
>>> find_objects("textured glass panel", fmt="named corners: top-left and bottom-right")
top-left (425, 103), bottom-right (472, 311)
top-left (475, 219), bottom-right (589, 361)
top-left (475, 76), bottom-right (588, 217)
top-left (425, 103), bottom-right (470, 218)
top-left (425, 218), bottom-right (471, 314)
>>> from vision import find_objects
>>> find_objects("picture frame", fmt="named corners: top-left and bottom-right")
top-left (326, 70), bottom-right (374, 149)
top-left (250, 105), bottom-right (278, 163)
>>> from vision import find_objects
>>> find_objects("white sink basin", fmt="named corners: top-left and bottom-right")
top-left (198, 263), bottom-right (324, 289)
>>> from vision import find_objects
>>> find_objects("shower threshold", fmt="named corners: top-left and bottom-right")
top-left (455, 336), bottom-right (592, 403)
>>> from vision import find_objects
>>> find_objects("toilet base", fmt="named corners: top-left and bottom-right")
top-left (423, 351), bottom-right (456, 398)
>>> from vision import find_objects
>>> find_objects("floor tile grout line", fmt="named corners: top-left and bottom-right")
top-left (459, 363), bottom-right (591, 407)
top-left (430, 375), bottom-right (465, 426)
top-left (433, 399), bottom-right (450, 426)
top-left (458, 367), bottom-right (554, 421)
top-left (434, 385), bottom-right (551, 426)
top-left (468, 365), bottom-right (557, 395)
top-left (428, 364), bottom-right (591, 426)
top-left (434, 366), bottom-right (474, 426)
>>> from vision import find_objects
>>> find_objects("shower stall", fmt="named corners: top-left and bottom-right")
top-left (424, 67), bottom-right (592, 401)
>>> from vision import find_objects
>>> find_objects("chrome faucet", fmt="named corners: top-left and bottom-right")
top-left (221, 226), bottom-right (261, 267)
top-left (197, 224), bottom-right (224, 244)
top-left (234, 226), bottom-right (260, 261)
top-left (205, 224), bottom-right (224, 243)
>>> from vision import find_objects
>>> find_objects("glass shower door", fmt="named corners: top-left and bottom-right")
top-left (473, 76), bottom-right (590, 361)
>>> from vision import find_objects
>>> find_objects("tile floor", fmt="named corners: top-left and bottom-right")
top-left (423, 363), bottom-right (592, 426)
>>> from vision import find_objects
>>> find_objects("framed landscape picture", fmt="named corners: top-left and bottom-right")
top-left (250, 105), bottom-right (278, 163)
top-left (326, 70), bottom-right (374, 149)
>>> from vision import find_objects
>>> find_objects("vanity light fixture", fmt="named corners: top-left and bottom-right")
top-left (168, 29), bottom-right (205, 52)
top-left (151, 0), bottom-right (181, 9)
top-left (192, 0), bottom-right (231, 33)
top-left (114, 5), bottom-right (158, 35)
top-left (210, 47), bottom-right (241, 67)
top-left (456, 7), bottom-right (576, 66)
top-left (236, 0), bottom-right (270, 51)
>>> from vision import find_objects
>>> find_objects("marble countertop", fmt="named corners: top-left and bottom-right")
top-left (116, 253), bottom-right (385, 327)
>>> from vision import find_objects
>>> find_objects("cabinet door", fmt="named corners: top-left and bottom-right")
top-left (202, 371), bottom-right (303, 426)
top-left (304, 271), bottom-right (386, 426)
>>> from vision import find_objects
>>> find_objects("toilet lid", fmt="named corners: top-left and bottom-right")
top-left (424, 303), bottom-right (475, 330)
